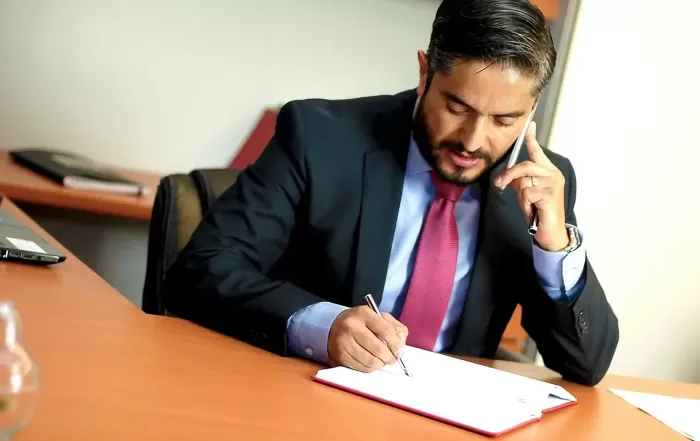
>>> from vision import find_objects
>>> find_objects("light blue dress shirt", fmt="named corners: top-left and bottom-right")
top-left (287, 140), bottom-right (587, 363)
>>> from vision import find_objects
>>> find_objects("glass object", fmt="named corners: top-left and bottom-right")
top-left (0, 303), bottom-right (39, 440)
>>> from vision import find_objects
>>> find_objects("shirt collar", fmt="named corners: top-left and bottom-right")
top-left (407, 138), bottom-right (433, 175)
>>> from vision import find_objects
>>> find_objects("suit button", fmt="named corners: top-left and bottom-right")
top-left (578, 311), bottom-right (589, 334)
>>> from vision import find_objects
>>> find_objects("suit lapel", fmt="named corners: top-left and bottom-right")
top-left (350, 91), bottom-right (416, 306)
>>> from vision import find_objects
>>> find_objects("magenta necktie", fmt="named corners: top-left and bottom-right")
top-left (400, 171), bottom-right (465, 351)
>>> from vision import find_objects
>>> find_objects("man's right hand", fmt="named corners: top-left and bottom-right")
top-left (327, 306), bottom-right (408, 372)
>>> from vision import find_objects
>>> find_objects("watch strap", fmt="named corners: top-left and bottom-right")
top-left (563, 225), bottom-right (581, 253)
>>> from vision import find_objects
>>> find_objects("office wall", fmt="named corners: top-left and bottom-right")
top-left (0, 0), bottom-right (437, 174)
top-left (549, 0), bottom-right (700, 382)
top-left (0, 0), bottom-right (567, 175)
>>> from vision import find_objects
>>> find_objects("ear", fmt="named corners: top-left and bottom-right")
top-left (417, 50), bottom-right (429, 96)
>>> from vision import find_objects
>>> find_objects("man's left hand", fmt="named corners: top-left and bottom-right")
top-left (494, 122), bottom-right (569, 251)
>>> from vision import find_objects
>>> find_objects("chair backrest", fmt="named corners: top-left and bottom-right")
top-left (142, 168), bottom-right (240, 315)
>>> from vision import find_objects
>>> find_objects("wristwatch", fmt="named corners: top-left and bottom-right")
top-left (562, 225), bottom-right (582, 253)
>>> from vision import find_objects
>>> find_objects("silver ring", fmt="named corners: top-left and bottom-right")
top-left (530, 176), bottom-right (537, 187)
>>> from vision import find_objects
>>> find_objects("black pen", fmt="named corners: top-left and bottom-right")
top-left (364, 294), bottom-right (412, 378)
top-left (528, 210), bottom-right (538, 235)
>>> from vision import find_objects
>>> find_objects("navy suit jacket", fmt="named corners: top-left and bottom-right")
top-left (162, 89), bottom-right (619, 385)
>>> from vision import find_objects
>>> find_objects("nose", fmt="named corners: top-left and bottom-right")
top-left (461, 117), bottom-right (488, 152)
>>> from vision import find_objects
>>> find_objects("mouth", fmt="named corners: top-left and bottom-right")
top-left (446, 149), bottom-right (483, 169)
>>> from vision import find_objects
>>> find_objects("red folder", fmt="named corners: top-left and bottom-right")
top-left (229, 109), bottom-right (278, 169)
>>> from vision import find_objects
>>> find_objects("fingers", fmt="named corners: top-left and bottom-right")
top-left (518, 186), bottom-right (552, 218)
top-left (525, 122), bottom-right (553, 167)
top-left (365, 312), bottom-right (404, 357)
top-left (327, 306), bottom-right (406, 373)
top-left (332, 337), bottom-right (383, 373)
top-left (381, 312), bottom-right (409, 344)
top-left (494, 121), bottom-right (556, 189)
top-left (345, 351), bottom-right (379, 373)
top-left (354, 327), bottom-right (396, 366)
top-left (496, 161), bottom-right (553, 188)
top-left (514, 175), bottom-right (557, 193)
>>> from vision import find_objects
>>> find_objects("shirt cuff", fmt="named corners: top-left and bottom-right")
top-left (286, 302), bottom-right (348, 363)
top-left (532, 226), bottom-right (587, 303)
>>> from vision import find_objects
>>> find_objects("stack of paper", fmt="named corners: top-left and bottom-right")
top-left (609, 388), bottom-right (700, 440)
top-left (313, 346), bottom-right (576, 436)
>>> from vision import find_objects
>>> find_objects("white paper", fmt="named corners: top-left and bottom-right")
top-left (6, 237), bottom-right (46, 254)
top-left (609, 388), bottom-right (700, 440)
top-left (314, 346), bottom-right (576, 435)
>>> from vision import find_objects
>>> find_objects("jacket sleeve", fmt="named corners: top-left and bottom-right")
top-left (161, 102), bottom-right (326, 355)
top-left (520, 158), bottom-right (619, 386)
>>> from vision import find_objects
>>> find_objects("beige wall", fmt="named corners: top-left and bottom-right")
top-left (550, 0), bottom-right (700, 382)
top-left (0, 0), bottom-right (567, 175)
top-left (0, 0), bottom-right (437, 174)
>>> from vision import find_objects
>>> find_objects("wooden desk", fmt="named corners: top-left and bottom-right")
top-left (2, 200), bottom-right (698, 441)
top-left (0, 150), bottom-right (161, 221)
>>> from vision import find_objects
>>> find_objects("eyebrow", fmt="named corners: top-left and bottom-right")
top-left (442, 91), bottom-right (526, 119)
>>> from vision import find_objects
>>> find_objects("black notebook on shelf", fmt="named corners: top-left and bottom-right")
top-left (10, 148), bottom-right (148, 196)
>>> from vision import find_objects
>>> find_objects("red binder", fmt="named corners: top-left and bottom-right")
top-left (229, 109), bottom-right (278, 169)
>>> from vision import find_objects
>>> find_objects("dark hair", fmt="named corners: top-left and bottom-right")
top-left (427, 0), bottom-right (556, 95)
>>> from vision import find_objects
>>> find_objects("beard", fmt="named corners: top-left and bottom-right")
top-left (412, 99), bottom-right (495, 186)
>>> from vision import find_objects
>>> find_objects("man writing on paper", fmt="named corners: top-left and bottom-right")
top-left (162, 0), bottom-right (619, 386)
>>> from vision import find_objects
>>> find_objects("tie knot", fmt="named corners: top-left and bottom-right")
top-left (430, 171), bottom-right (465, 202)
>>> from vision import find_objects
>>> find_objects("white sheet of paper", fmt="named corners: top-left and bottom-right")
top-left (609, 389), bottom-right (700, 440)
top-left (6, 237), bottom-right (46, 254)
top-left (314, 346), bottom-right (576, 435)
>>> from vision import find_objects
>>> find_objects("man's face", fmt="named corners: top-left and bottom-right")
top-left (414, 55), bottom-right (538, 185)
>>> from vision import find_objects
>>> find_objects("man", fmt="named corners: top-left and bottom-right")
top-left (162, 0), bottom-right (618, 386)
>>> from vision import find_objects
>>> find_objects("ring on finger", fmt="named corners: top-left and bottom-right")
top-left (530, 176), bottom-right (537, 187)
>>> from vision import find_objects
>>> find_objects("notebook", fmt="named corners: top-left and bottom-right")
top-left (313, 346), bottom-right (576, 437)
top-left (10, 148), bottom-right (148, 196)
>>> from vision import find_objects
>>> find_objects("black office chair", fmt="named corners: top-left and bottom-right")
top-left (142, 168), bottom-right (240, 316)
